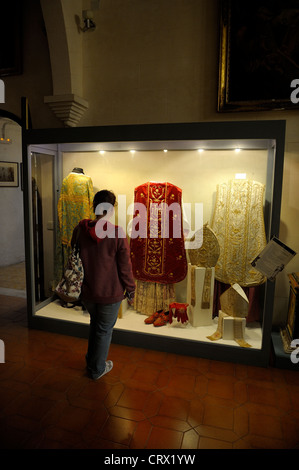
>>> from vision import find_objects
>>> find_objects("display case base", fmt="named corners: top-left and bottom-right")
top-left (29, 298), bottom-right (270, 367)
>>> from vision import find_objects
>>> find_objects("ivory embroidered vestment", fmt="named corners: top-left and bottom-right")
top-left (211, 179), bottom-right (267, 287)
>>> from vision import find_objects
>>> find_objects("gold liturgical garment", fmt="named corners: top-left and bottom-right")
top-left (58, 172), bottom-right (94, 247)
top-left (211, 179), bottom-right (267, 287)
top-left (55, 172), bottom-right (94, 282)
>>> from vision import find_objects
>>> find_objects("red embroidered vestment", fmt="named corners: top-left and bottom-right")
top-left (130, 182), bottom-right (187, 284)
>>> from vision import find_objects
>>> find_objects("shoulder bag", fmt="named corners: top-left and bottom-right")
top-left (55, 227), bottom-right (84, 304)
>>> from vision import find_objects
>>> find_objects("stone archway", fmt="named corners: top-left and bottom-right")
top-left (40, 0), bottom-right (89, 127)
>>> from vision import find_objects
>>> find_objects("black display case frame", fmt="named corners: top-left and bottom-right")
top-left (22, 112), bottom-right (286, 367)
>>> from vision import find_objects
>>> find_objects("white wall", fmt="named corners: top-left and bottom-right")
top-left (0, 119), bottom-right (24, 266)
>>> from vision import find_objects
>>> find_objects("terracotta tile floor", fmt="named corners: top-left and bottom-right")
top-left (0, 262), bottom-right (26, 291)
top-left (0, 294), bottom-right (299, 450)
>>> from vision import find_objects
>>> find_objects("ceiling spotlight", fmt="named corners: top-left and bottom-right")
top-left (82, 10), bottom-right (96, 32)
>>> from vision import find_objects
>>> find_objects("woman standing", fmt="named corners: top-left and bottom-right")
top-left (72, 190), bottom-right (135, 380)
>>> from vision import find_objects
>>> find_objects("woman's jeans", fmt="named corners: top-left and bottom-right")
top-left (84, 301), bottom-right (121, 379)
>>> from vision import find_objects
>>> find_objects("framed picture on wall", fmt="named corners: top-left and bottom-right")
top-left (218, 0), bottom-right (299, 112)
top-left (0, 161), bottom-right (19, 187)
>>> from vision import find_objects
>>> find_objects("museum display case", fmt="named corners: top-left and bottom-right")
top-left (22, 118), bottom-right (286, 366)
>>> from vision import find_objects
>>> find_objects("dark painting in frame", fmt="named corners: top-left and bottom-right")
top-left (218, 0), bottom-right (299, 112)
top-left (0, 0), bottom-right (22, 77)
top-left (0, 161), bottom-right (19, 187)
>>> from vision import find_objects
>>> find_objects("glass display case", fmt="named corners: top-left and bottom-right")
top-left (22, 119), bottom-right (286, 366)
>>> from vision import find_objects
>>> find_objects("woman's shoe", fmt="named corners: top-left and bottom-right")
top-left (92, 360), bottom-right (113, 380)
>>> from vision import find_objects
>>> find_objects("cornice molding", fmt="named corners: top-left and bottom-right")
top-left (44, 94), bottom-right (89, 127)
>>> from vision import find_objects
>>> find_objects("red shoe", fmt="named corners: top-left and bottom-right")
top-left (144, 309), bottom-right (163, 324)
top-left (153, 311), bottom-right (169, 327)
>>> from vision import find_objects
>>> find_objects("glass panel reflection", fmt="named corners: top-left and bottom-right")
top-left (31, 152), bottom-right (55, 302)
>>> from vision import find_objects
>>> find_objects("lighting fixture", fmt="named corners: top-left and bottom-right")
top-left (0, 122), bottom-right (12, 143)
top-left (82, 10), bottom-right (96, 32)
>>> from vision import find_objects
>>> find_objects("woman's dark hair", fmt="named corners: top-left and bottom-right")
top-left (93, 190), bottom-right (116, 213)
